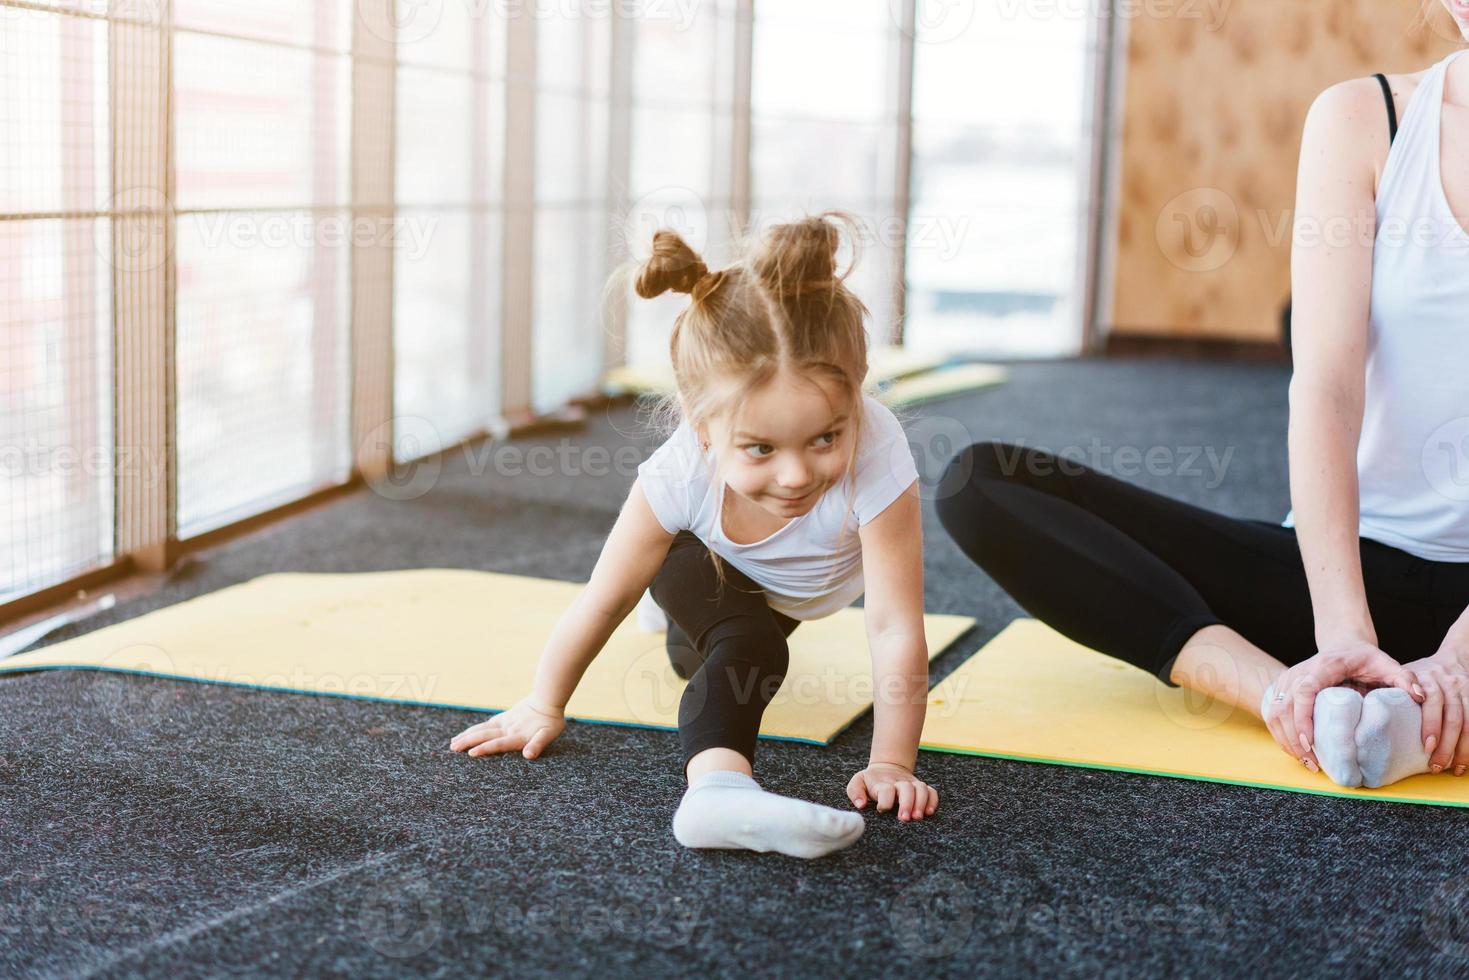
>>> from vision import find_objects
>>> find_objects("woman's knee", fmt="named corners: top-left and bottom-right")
top-left (934, 441), bottom-right (1011, 529)
top-left (943, 440), bottom-right (1049, 486)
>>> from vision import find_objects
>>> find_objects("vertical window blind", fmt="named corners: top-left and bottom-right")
top-left (906, 0), bottom-right (1094, 358)
top-left (172, 0), bottom-right (355, 537)
top-left (393, 1), bottom-right (506, 450)
top-left (2, 5), bottom-right (113, 604)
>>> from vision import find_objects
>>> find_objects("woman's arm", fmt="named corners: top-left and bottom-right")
top-left (846, 478), bottom-right (937, 821)
top-left (1287, 78), bottom-right (1382, 650)
top-left (1400, 605), bottom-right (1469, 774)
top-left (1268, 79), bottom-right (1424, 759)
top-left (451, 478), bottom-right (675, 758)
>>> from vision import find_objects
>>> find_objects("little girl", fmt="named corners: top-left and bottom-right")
top-left (450, 211), bottom-right (938, 858)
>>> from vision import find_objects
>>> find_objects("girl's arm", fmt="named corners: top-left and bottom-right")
top-left (526, 478), bottom-right (677, 713)
top-left (846, 478), bottom-right (936, 821)
top-left (1270, 80), bottom-right (1424, 760)
top-left (451, 479), bottom-right (675, 758)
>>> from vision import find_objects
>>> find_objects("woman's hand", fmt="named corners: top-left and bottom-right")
top-left (449, 697), bottom-right (566, 760)
top-left (1399, 646), bottom-right (1469, 776)
top-left (847, 762), bottom-right (937, 822)
top-left (1264, 642), bottom-right (1424, 770)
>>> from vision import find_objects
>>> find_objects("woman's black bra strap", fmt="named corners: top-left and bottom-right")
top-left (1374, 72), bottom-right (1398, 145)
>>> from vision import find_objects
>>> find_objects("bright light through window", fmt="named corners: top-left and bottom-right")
top-left (906, 0), bottom-right (1092, 357)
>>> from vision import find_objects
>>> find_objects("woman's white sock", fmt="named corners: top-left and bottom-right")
top-left (1260, 682), bottom-right (1363, 787)
top-left (1310, 687), bottom-right (1365, 788)
top-left (672, 770), bottom-right (865, 859)
top-left (1356, 688), bottom-right (1432, 789)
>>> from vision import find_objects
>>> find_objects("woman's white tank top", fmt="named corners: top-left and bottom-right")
top-left (1285, 50), bottom-right (1469, 562)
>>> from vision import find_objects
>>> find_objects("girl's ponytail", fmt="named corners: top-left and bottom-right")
top-left (634, 229), bottom-right (709, 299)
top-left (750, 210), bottom-right (859, 301)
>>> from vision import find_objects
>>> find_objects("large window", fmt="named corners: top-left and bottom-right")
top-left (394, 1), bottom-right (506, 447)
top-left (530, 9), bottom-right (613, 415)
top-left (623, 0), bottom-right (741, 369)
top-left (750, 0), bottom-right (905, 349)
top-left (1, 8), bottom-right (113, 603)
top-left (172, 0), bottom-right (355, 536)
top-left (1, 0), bottom-right (1103, 611)
top-left (905, 0), bottom-right (1092, 357)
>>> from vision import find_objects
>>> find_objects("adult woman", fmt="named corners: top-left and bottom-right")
top-left (935, 1), bottom-right (1469, 787)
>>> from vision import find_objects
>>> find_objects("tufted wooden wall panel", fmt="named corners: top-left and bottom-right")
top-left (1108, 0), bottom-right (1461, 342)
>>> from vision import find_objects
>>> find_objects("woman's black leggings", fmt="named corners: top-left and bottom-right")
top-left (934, 442), bottom-right (1469, 684)
top-left (649, 530), bottom-right (801, 775)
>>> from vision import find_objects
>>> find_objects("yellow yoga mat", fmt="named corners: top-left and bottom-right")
top-left (873, 363), bottom-right (1009, 408)
top-left (919, 619), bottom-right (1469, 807)
top-left (603, 346), bottom-right (953, 399)
top-left (0, 570), bottom-right (975, 746)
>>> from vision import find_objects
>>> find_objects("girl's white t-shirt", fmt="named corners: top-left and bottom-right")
top-left (636, 393), bottom-right (920, 620)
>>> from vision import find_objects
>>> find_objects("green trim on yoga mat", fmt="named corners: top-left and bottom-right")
top-left (920, 742), bottom-right (1469, 809)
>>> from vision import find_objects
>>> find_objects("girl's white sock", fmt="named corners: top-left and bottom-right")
top-left (635, 588), bottom-right (668, 633)
top-left (1356, 688), bottom-right (1432, 789)
top-left (672, 770), bottom-right (865, 859)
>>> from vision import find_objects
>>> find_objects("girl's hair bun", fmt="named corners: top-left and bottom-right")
top-left (752, 212), bottom-right (848, 298)
top-left (635, 229), bottom-right (709, 298)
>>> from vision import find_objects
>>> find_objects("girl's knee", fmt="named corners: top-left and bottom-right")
top-left (703, 618), bottom-right (790, 675)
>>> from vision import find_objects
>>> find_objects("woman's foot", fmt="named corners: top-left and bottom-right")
top-left (1356, 688), bottom-right (1432, 788)
top-left (672, 770), bottom-right (865, 859)
top-left (1260, 682), bottom-right (1363, 787)
top-left (1311, 687), bottom-right (1365, 788)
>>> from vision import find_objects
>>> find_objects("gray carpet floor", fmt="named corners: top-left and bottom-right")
top-left (4, 358), bottom-right (1467, 978)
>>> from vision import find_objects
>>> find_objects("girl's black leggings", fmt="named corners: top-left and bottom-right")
top-left (934, 442), bottom-right (1469, 684)
top-left (649, 530), bottom-right (801, 775)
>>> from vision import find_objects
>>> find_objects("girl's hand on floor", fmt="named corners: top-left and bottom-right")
top-left (1399, 652), bottom-right (1469, 775)
top-left (847, 763), bottom-right (937, 822)
top-left (449, 698), bottom-right (566, 760)
top-left (1265, 643), bottom-right (1424, 770)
